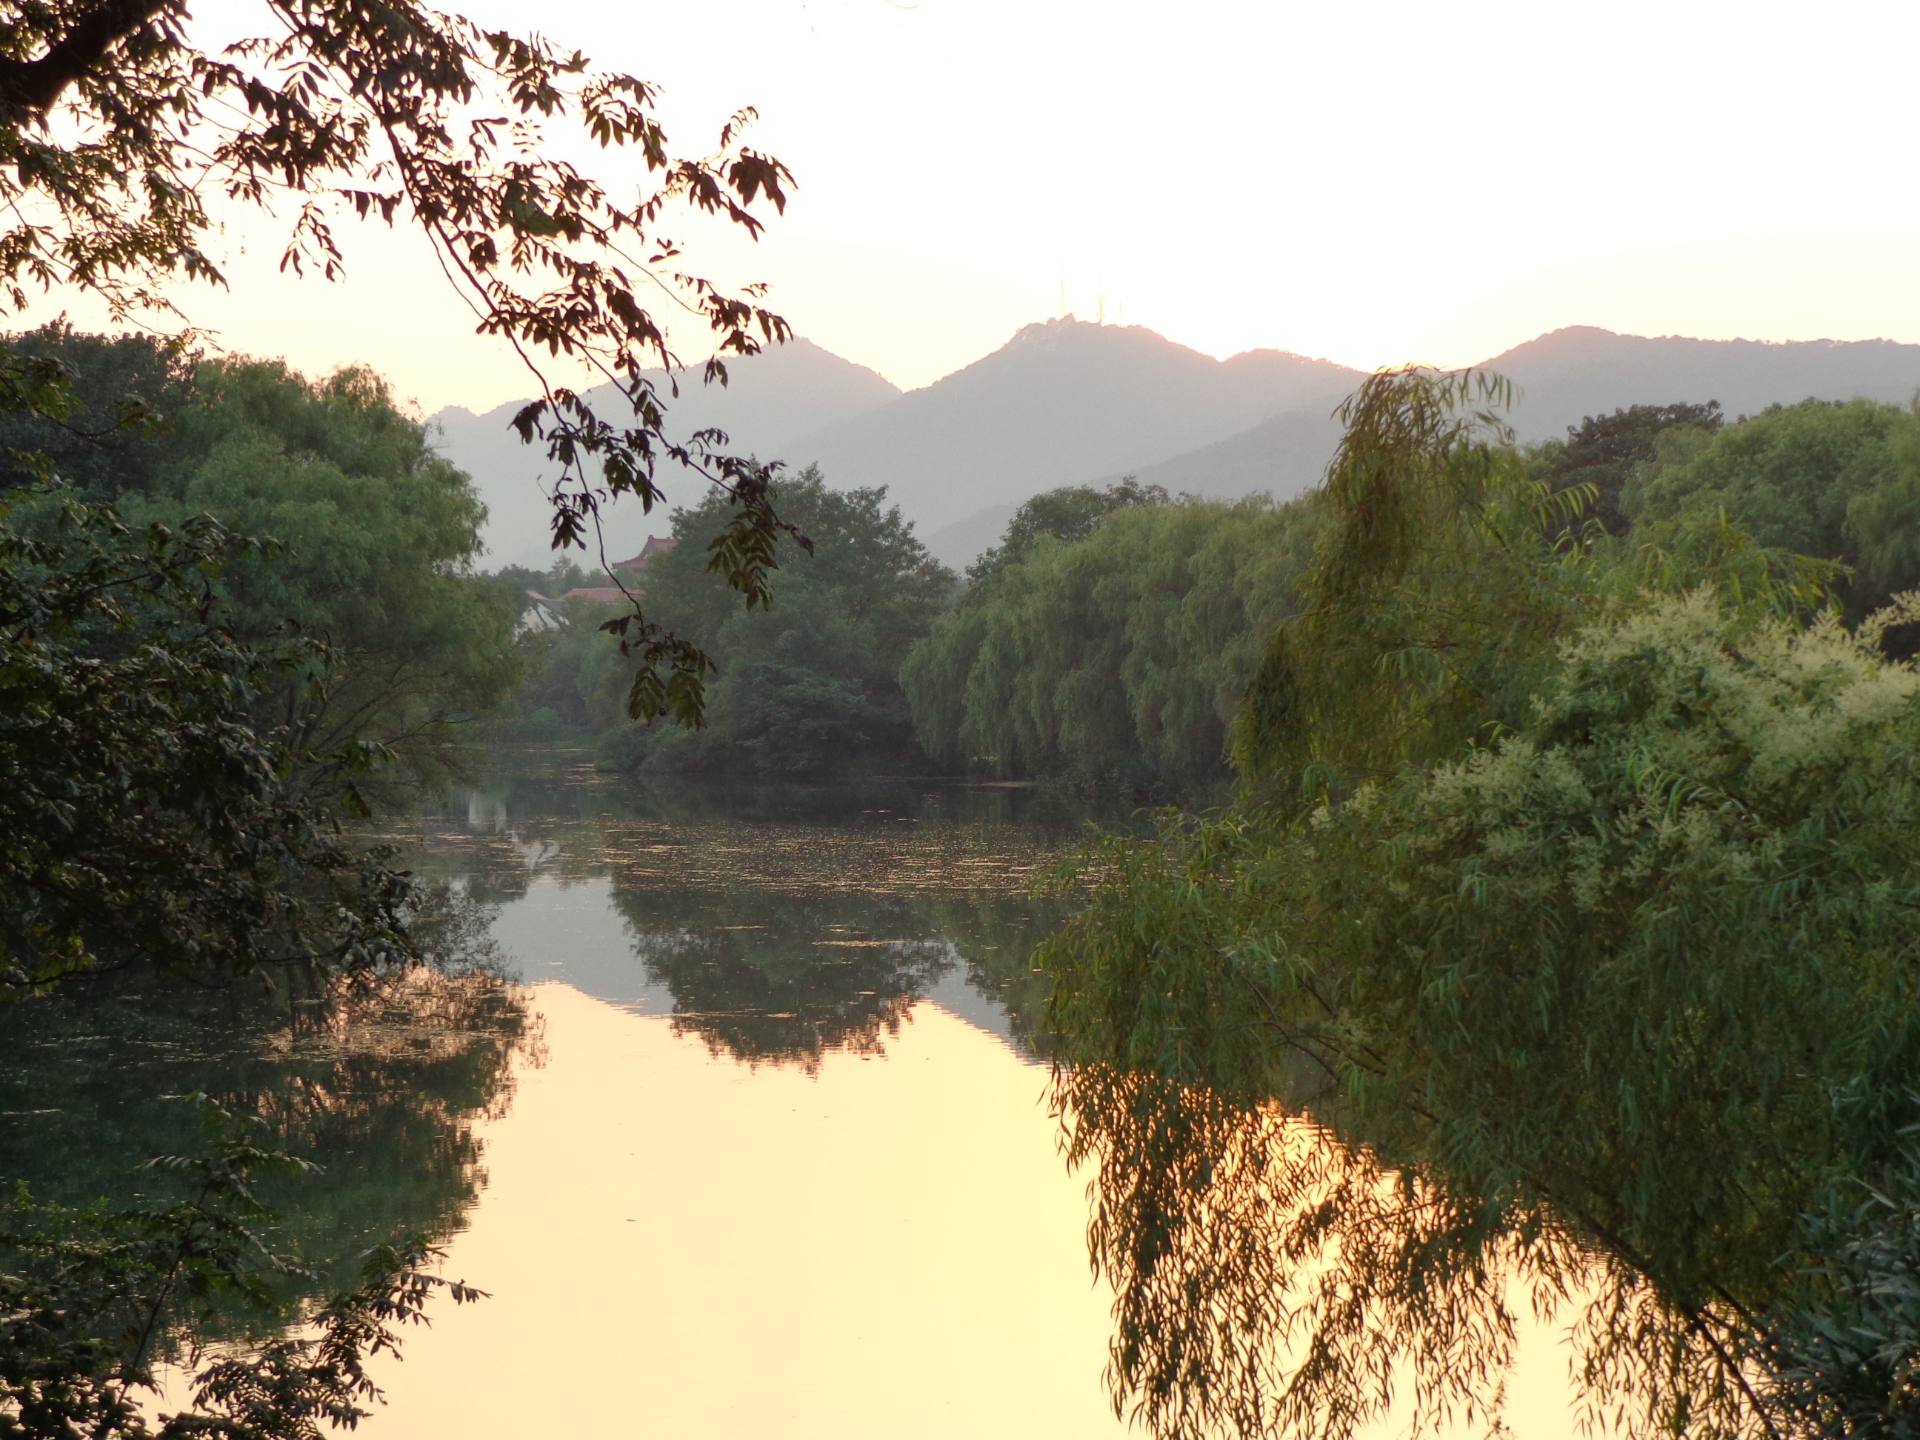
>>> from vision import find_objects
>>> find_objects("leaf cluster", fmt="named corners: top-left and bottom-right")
top-left (0, 0), bottom-right (801, 720)
top-left (0, 484), bottom-right (426, 997)
top-left (1625, 396), bottom-right (1920, 635)
top-left (902, 492), bottom-right (1320, 796)
top-left (0, 1095), bottom-right (484, 1440)
top-left (1036, 367), bottom-right (1920, 1438)
top-left (526, 465), bottom-right (952, 775)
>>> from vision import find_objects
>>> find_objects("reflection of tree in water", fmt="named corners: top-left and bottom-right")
top-left (391, 751), bottom-right (1102, 1067)
top-left (0, 954), bottom-right (539, 1335)
top-left (914, 891), bottom-right (1067, 1057)
top-left (606, 876), bottom-right (1071, 1070)
top-left (606, 883), bottom-right (954, 1072)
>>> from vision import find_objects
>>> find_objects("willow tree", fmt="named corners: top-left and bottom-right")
top-left (0, 0), bottom-right (801, 720)
top-left (1038, 368), bottom-right (1920, 1439)
top-left (901, 496), bottom-right (1320, 794)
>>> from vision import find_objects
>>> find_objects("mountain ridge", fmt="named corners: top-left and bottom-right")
top-left (431, 320), bottom-right (1920, 571)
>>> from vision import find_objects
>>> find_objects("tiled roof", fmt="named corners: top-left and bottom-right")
top-left (555, 587), bottom-right (628, 604)
top-left (610, 534), bottom-right (679, 571)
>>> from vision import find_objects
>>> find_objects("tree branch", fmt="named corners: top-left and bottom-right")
top-left (0, 0), bottom-right (174, 119)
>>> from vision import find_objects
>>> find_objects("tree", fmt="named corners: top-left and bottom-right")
top-left (1035, 368), bottom-right (1920, 1440)
top-left (577, 466), bottom-right (954, 777)
top-left (0, 486), bottom-right (420, 998)
top-left (142, 353), bottom-right (518, 786)
top-left (1625, 397), bottom-right (1920, 624)
top-left (0, 321), bottom-right (192, 498)
top-left (0, 327), bottom-right (521, 787)
top-left (0, 0), bottom-right (802, 721)
top-left (965, 477), bottom-right (1171, 589)
top-left (1530, 399), bottom-right (1722, 535)
top-left (0, 343), bottom-right (532, 1435)
top-left (902, 493), bottom-right (1320, 794)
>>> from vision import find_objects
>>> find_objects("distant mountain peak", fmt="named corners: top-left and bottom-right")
top-left (1532, 324), bottom-right (1620, 343)
top-left (1004, 314), bottom-right (1181, 348)
top-left (997, 316), bottom-right (1352, 379)
top-left (1222, 344), bottom-right (1350, 372)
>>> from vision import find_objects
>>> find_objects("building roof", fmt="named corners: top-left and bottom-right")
top-left (554, 587), bottom-right (629, 605)
top-left (610, 535), bottom-right (679, 572)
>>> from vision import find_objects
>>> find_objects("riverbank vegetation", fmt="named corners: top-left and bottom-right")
top-left (2, 325), bottom-right (520, 787)
top-left (511, 465), bottom-right (954, 777)
top-left (901, 487), bottom-right (1321, 796)
top-left (13, 298), bottom-right (1920, 1438)
top-left (0, 339), bottom-right (527, 1437)
top-left (1036, 371), bottom-right (1920, 1440)
top-left (0, 0), bottom-right (814, 1427)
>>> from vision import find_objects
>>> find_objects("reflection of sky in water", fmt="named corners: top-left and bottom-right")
top-left (493, 874), bottom-right (677, 1007)
top-left (344, 759), bottom-right (1598, 1436)
top-left (399, 760), bottom-right (1080, 1069)
top-left (351, 764), bottom-right (1143, 1433)
top-left (357, 984), bottom-right (1131, 1438)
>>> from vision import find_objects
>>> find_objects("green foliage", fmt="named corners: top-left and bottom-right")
top-left (0, 1096), bottom-right (485, 1440)
top-left (1529, 400), bottom-right (1722, 536)
top-left (1772, 1117), bottom-right (1920, 1437)
top-left (0, 0), bottom-right (800, 721)
top-left (0, 4), bottom-right (813, 1426)
top-left (525, 465), bottom-right (953, 776)
top-left (0, 323), bottom-right (192, 498)
top-left (1, 330), bottom-right (520, 788)
top-left (0, 470), bottom-right (528, 1438)
top-left (966, 476), bottom-right (1170, 587)
top-left (0, 486), bottom-right (418, 995)
top-left (902, 493), bottom-right (1319, 795)
top-left (1234, 370), bottom-right (1825, 799)
top-left (143, 355), bottom-right (517, 786)
top-left (1037, 367), bottom-right (1920, 1439)
top-left (1627, 396), bottom-right (1920, 626)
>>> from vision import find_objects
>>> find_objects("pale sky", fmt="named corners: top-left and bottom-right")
top-left (28, 0), bottom-right (1920, 415)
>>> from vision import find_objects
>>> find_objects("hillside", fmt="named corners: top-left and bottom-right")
top-left (1109, 404), bottom-right (1345, 508)
top-left (1043, 327), bottom-right (1920, 568)
top-left (435, 322), bottom-right (1920, 573)
top-left (430, 338), bottom-right (900, 569)
top-left (1488, 326), bottom-right (1920, 437)
top-left (782, 318), bottom-right (1360, 538)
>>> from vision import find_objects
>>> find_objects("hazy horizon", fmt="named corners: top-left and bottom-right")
top-left (16, 0), bottom-right (1920, 417)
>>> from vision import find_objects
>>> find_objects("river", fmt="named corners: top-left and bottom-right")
top-left (363, 751), bottom-right (1128, 1436)
top-left (1, 749), bottom-right (1591, 1437)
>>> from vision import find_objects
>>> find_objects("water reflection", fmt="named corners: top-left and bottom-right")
top-left (0, 961), bottom-right (537, 1330)
top-left (5, 749), bottom-right (1137, 1438)
top-left (336, 753), bottom-right (1140, 1435)
top-left (387, 749), bottom-right (1085, 1066)
top-left (351, 983), bottom-right (1131, 1440)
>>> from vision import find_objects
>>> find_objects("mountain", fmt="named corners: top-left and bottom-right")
top-left (1486, 326), bottom-right (1920, 438)
top-left (1013, 326), bottom-right (1920, 569)
top-left (433, 322), bottom-right (1920, 575)
top-left (1116, 404), bottom-right (1345, 506)
top-left (778, 318), bottom-right (1361, 540)
top-left (429, 338), bottom-right (900, 569)
top-left (914, 402), bottom-right (1345, 569)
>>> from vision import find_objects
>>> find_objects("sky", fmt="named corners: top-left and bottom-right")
top-left (27, 0), bottom-right (1920, 415)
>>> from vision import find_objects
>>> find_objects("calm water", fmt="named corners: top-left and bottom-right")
top-left (355, 752), bottom-right (1133, 1436)
top-left (3, 750), bottom-right (1592, 1437)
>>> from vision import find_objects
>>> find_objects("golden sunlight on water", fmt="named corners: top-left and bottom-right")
top-left (316, 769), bottom-right (1603, 1438)
top-left (361, 982), bottom-right (1129, 1437)
top-left (335, 981), bottom-right (1592, 1440)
